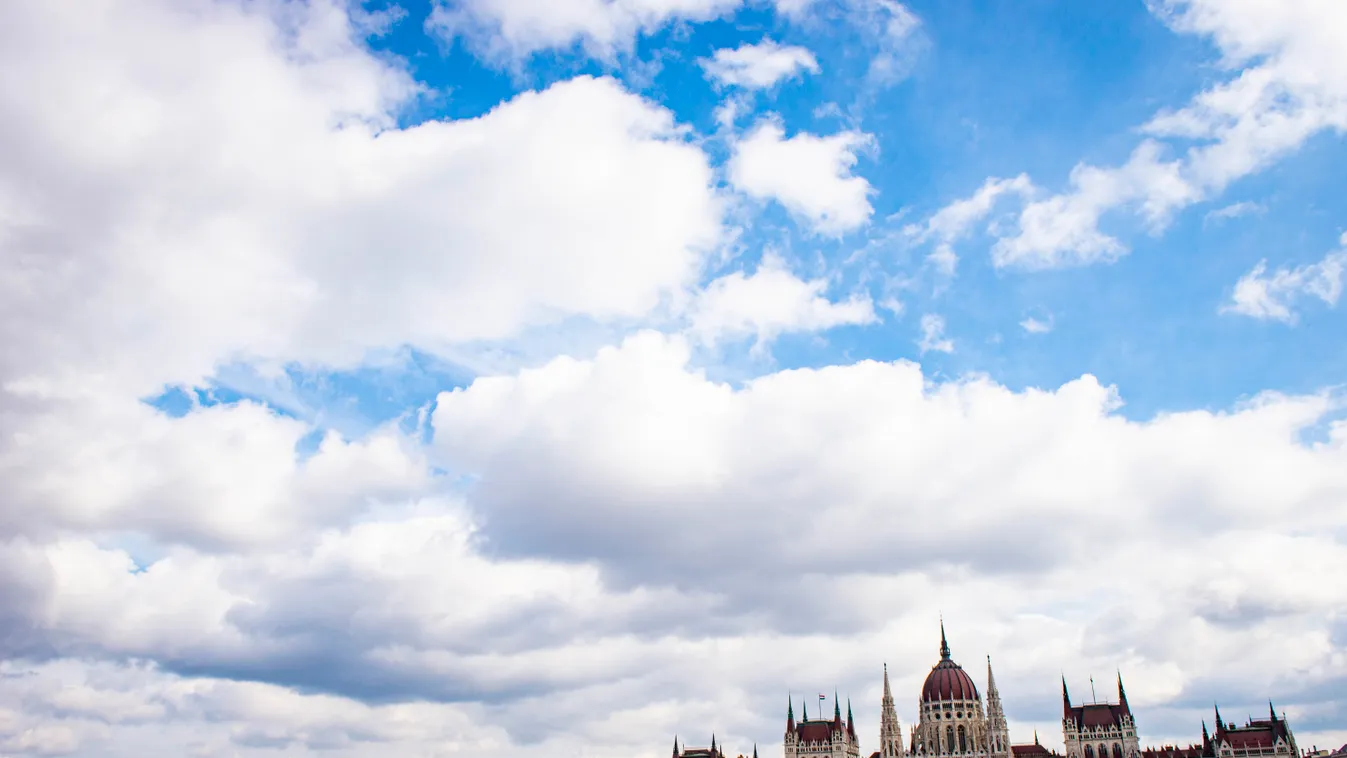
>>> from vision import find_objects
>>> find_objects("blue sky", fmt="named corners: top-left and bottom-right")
top-left (3, 1), bottom-right (1347, 757)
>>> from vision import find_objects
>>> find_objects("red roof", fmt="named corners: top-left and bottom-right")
top-left (795, 721), bottom-right (841, 744)
top-left (1013, 744), bottom-right (1056, 758)
top-left (922, 659), bottom-right (979, 702)
top-left (1066, 702), bottom-right (1129, 729)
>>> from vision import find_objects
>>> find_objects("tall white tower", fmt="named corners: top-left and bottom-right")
top-left (881, 664), bottom-right (906, 758)
top-left (985, 658), bottom-right (1011, 758)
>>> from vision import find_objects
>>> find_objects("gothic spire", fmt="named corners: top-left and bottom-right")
top-left (988, 656), bottom-right (1000, 694)
top-left (883, 663), bottom-right (893, 700)
top-left (1062, 675), bottom-right (1072, 717)
top-left (1215, 704), bottom-right (1224, 730)
top-left (1269, 701), bottom-right (1277, 722)
top-left (788, 696), bottom-right (795, 729)
top-left (754, 745), bottom-right (759, 758)
top-left (711, 734), bottom-right (716, 754)
top-left (940, 619), bottom-right (951, 660)
top-left (803, 699), bottom-right (809, 722)
top-left (835, 690), bottom-right (842, 723)
top-left (673, 736), bottom-right (680, 758)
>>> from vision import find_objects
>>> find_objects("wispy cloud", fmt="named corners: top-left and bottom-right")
top-left (1222, 235), bottom-right (1347, 324)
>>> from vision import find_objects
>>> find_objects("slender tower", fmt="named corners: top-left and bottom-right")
top-left (986, 657), bottom-right (1011, 758)
top-left (880, 663), bottom-right (905, 758)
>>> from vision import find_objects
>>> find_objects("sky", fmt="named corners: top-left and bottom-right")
top-left (0, 0), bottom-right (1346, 756)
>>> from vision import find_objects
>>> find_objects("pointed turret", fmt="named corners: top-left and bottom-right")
top-left (835, 690), bottom-right (842, 724)
top-left (1215, 704), bottom-right (1224, 731)
top-left (848, 698), bottom-right (856, 737)
top-left (754, 745), bottom-right (759, 758)
top-left (673, 736), bottom-right (680, 758)
top-left (710, 734), bottom-right (716, 756)
top-left (880, 663), bottom-right (904, 758)
top-left (1269, 701), bottom-right (1277, 722)
top-left (1117, 671), bottom-right (1130, 713)
top-left (1034, 730), bottom-right (1041, 746)
top-left (940, 619), bottom-right (951, 660)
top-left (987, 656), bottom-right (1011, 758)
top-left (1063, 676), bottom-right (1073, 718)
top-left (788, 696), bottom-right (795, 730)
top-left (803, 699), bottom-right (809, 722)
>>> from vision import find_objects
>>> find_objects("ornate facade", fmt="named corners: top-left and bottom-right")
top-left (1062, 675), bottom-right (1141, 758)
top-left (907, 624), bottom-right (1009, 758)
top-left (784, 695), bottom-right (862, 758)
top-left (1205, 705), bottom-right (1298, 758)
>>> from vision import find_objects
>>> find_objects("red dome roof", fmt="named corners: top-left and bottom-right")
top-left (921, 659), bottom-right (980, 702)
top-left (921, 625), bottom-right (980, 702)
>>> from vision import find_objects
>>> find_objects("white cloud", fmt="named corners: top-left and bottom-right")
top-left (701, 39), bottom-right (820, 90)
top-left (917, 314), bottom-right (954, 354)
top-left (992, 142), bottom-right (1199, 269)
top-left (986, 0), bottom-right (1347, 268)
top-left (0, 0), bottom-right (724, 402)
top-left (1204, 200), bottom-right (1266, 225)
top-left (1222, 241), bottom-right (1347, 323)
top-left (426, 0), bottom-right (743, 62)
top-left (688, 254), bottom-right (877, 348)
top-left (907, 175), bottom-right (1036, 245)
top-left (1020, 315), bottom-right (1054, 334)
top-left (729, 118), bottom-right (875, 235)
top-left (905, 174), bottom-right (1035, 275)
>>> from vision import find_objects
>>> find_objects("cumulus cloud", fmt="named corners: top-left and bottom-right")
top-left (985, 0), bottom-right (1347, 268)
top-left (1222, 237), bottom-right (1347, 323)
top-left (688, 254), bottom-right (877, 348)
top-left (701, 40), bottom-right (821, 90)
top-left (0, 0), bottom-right (724, 402)
top-left (729, 118), bottom-right (875, 235)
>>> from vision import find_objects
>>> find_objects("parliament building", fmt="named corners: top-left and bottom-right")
top-left (671, 624), bottom-right (1310, 758)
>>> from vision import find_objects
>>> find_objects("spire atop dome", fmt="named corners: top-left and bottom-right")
top-left (940, 619), bottom-right (951, 660)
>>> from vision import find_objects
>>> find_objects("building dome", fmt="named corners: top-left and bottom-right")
top-left (921, 625), bottom-right (980, 702)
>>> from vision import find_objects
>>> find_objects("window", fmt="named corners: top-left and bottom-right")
top-left (1114, 745), bottom-right (1123, 758)
top-left (947, 727), bottom-right (955, 754)
top-left (959, 726), bottom-right (968, 753)
top-left (1086, 746), bottom-right (1096, 758)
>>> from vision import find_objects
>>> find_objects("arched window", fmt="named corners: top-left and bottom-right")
top-left (1099, 744), bottom-right (1108, 758)
top-left (947, 727), bottom-right (956, 754)
top-left (959, 726), bottom-right (968, 753)
top-left (1086, 745), bottom-right (1096, 758)
top-left (1113, 745), bottom-right (1123, 758)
